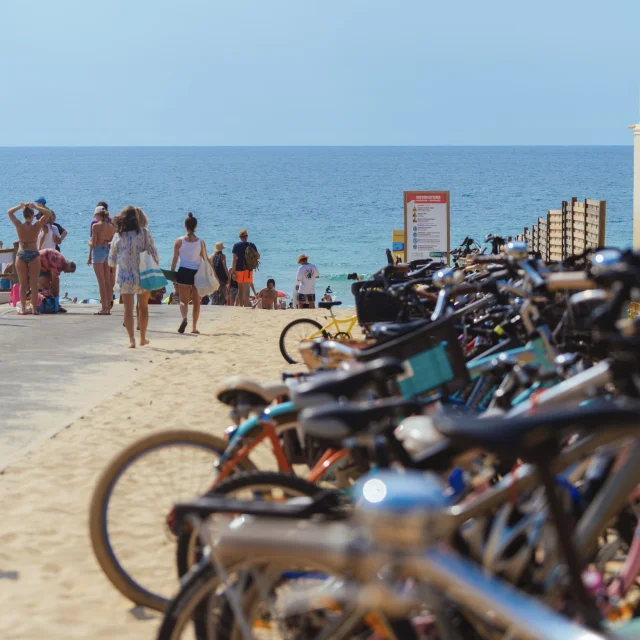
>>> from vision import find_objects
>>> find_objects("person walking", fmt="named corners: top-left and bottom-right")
top-left (209, 241), bottom-right (228, 305)
top-left (6, 202), bottom-right (52, 315)
top-left (170, 212), bottom-right (208, 334)
top-left (230, 229), bottom-right (259, 307)
top-left (89, 207), bottom-right (115, 315)
top-left (108, 206), bottom-right (159, 348)
top-left (295, 254), bottom-right (320, 309)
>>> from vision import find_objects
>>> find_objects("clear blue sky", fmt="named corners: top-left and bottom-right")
top-left (2, 0), bottom-right (639, 146)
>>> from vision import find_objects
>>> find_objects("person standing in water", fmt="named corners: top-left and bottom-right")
top-left (108, 206), bottom-right (159, 348)
top-left (171, 212), bottom-right (208, 334)
top-left (89, 207), bottom-right (115, 315)
top-left (7, 202), bottom-right (52, 315)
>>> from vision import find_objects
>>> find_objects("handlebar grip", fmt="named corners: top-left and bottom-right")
top-left (545, 272), bottom-right (597, 291)
top-left (470, 255), bottom-right (509, 265)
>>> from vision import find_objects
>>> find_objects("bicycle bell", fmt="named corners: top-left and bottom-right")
top-left (505, 241), bottom-right (528, 260)
top-left (353, 470), bottom-right (449, 549)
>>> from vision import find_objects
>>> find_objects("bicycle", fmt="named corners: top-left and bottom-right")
top-left (279, 284), bottom-right (360, 364)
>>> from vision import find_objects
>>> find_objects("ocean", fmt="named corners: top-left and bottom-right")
top-left (0, 146), bottom-right (633, 305)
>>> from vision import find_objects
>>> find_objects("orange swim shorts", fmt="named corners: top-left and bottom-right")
top-left (236, 270), bottom-right (253, 284)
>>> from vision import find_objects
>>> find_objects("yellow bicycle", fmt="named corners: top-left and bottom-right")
top-left (279, 300), bottom-right (358, 364)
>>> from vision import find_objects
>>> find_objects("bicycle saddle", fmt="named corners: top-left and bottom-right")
top-left (433, 399), bottom-right (640, 460)
top-left (367, 319), bottom-right (427, 341)
top-left (300, 397), bottom-right (425, 445)
top-left (319, 301), bottom-right (342, 309)
top-left (216, 377), bottom-right (290, 408)
top-left (292, 358), bottom-right (406, 411)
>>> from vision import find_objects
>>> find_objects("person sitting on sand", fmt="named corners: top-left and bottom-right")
top-left (38, 249), bottom-right (77, 308)
top-left (89, 207), bottom-right (115, 315)
top-left (7, 202), bottom-right (52, 315)
top-left (109, 206), bottom-right (159, 348)
top-left (254, 278), bottom-right (279, 310)
top-left (171, 212), bottom-right (207, 334)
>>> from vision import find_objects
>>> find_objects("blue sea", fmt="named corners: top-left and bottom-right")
top-left (0, 147), bottom-right (633, 305)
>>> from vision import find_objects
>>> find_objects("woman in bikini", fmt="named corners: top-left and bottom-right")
top-left (7, 202), bottom-right (52, 315)
top-left (89, 207), bottom-right (115, 315)
top-left (171, 212), bottom-right (207, 334)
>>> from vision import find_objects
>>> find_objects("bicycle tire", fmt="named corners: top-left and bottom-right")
top-left (176, 471), bottom-right (324, 577)
top-left (161, 551), bottom-right (420, 640)
top-left (279, 318), bottom-right (326, 364)
top-left (89, 429), bottom-right (257, 612)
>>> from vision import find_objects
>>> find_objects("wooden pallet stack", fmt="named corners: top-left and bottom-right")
top-left (518, 198), bottom-right (606, 261)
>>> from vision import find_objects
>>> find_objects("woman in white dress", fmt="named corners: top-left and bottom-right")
top-left (108, 206), bottom-right (159, 348)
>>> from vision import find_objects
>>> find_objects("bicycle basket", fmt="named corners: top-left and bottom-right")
top-left (356, 315), bottom-right (469, 398)
top-left (352, 280), bottom-right (404, 325)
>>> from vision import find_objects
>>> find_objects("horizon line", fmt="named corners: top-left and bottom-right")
top-left (0, 144), bottom-right (633, 149)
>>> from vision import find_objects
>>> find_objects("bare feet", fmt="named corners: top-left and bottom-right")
top-left (128, 340), bottom-right (136, 349)
top-left (32, 309), bottom-right (40, 315)
top-left (140, 339), bottom-right (150, 346)
top-left (191, 329), bottom-right (200, 334)
top-left (17, 311), bottom-right (28, 316)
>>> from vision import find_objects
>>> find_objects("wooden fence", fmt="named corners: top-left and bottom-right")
top-left (515, 198), bottom-right (606, 261)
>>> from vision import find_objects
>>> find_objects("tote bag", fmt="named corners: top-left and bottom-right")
top-left (139, 230), bottom-right (168, 291)
top-left (194, 240), bottom-right (219, 296)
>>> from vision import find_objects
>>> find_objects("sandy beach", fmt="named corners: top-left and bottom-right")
top-left (0, 304), bottom-right (322, 639)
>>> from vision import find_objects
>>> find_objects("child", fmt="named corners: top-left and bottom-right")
top-left (228, 271), bottom-right (239, 306)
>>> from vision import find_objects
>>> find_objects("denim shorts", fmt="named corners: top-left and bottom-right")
top-left (93, 244), bottom-right (110, 264)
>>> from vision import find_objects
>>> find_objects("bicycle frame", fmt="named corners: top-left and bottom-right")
top-left (305, 313), bottom-right (359, 340)
top-left (210, 402), bottom-right (352, 488)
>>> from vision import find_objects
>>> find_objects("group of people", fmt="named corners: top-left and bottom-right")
top-left (7, 200), bottom-right (76, 315)
top-left (9, 199), bottom-right (323, 346)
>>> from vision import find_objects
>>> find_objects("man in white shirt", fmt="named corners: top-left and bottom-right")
top-left (295, 254), bottom-right (320, 309)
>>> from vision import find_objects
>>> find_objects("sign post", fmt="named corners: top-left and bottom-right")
top-left (392, 229), bottom-right (405, 262)
top-left (404, 191), bottom-right (450, 265)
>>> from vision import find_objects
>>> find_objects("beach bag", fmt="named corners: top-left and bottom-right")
top-left (38, 294), bottom-right (58, 314)
top-left (194, 241), bottom-right (219, 296)
top-left (139, 231), bottom-right (167, 291)
top-left (244, 244), bottom-right (260, 271)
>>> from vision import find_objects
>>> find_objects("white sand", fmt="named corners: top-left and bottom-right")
top-left (0, 306), bottom-right (334, 639)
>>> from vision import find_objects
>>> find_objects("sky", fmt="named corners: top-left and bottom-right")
top-left (2, 0), bottom-right (639, 146)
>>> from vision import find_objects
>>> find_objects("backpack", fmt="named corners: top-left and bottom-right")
top-left (244, 244), bottom-right (261, 271)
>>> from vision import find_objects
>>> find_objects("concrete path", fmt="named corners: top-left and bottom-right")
top-left (0, 303), bottom-right (219, 469)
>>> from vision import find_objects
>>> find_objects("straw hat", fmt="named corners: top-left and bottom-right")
top-left (297, 254), bottom-right (309, 264)
top-left (215, 241), bottom-right (226, 251)
top-left (238, 229), bottom-right (248, 238)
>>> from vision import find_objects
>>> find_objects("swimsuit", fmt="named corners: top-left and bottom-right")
top-left (17, 249), bottom-right (40, 264)
top-left (92, 244), bottom-right (110, 264)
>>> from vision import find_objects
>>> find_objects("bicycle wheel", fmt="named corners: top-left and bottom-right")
top-left (89, 429), bottom-right (257, 611)
top-left (160, 555), bottom-right (420, 640)
top-left (176, 471), bottom-right (324, 578)
top-left (279, 318), bottom-right (326, 364)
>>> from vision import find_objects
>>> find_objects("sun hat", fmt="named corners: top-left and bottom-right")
top-left (94, 205), bottom-right (107, 215)
top-left (297, 254), bottom-right (309, 264)
top-left (215, 241), bottom-right (227, 251)
top-left (35, 197), bottom-right (46, 205)
top-left (238, 229), bottom-right (248, 237)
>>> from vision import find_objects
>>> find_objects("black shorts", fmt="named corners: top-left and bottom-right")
top-left (297, 293), bottom-right (315, 303)
top-left (176, 266), bottom-right (197, 286)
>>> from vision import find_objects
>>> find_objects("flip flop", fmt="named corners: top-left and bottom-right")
top-left (178, 318), bottom-right (188, 334)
